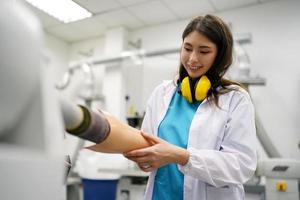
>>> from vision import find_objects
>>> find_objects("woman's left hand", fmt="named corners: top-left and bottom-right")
top-left (123, 132), bottom-right (189, 172)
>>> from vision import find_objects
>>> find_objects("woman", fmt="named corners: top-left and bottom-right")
top-left (124, 14), bottom-right (257, 200)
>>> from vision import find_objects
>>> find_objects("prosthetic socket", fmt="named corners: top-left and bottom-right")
top-left (61, 100), bottom-right (150, 153)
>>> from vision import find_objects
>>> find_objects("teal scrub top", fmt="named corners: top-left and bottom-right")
top-left (152, 90), bottom-right (201, 200)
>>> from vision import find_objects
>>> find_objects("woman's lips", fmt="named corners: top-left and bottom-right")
top-left (188, 65), bottom-right (203, 70)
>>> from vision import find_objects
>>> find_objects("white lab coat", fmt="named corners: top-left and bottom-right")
top-left (141, 80), bottom-right (257, 200)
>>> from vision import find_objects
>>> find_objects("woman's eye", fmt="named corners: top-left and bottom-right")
top-left (184, 47), bottom-right (192, 52)
top-left (200, 51), bottom-right (209, 54)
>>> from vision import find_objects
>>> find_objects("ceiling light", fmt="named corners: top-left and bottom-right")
top-left (25, 0), bottom-right (92, 23)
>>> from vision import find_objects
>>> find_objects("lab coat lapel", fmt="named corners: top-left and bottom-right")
top-left (155, 82), bottom-right (176, 136)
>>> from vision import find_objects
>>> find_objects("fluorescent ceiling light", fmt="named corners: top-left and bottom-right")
top-left (25, 0), bottom-right (92, 23)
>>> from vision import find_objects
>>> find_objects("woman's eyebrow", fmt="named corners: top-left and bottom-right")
top-left (184, 42), bottom-right (211, 49)
top-left (198, 45), bottom-right (211, 49)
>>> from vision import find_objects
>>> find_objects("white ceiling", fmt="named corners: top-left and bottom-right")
top-left (24, 0), bottom-right (276, 43)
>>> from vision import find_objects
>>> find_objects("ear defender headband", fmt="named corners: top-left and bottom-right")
top-left (180, 75), bottom-right (211, 103)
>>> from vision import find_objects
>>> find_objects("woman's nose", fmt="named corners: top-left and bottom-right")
top-left (189, 51), bottom-right (199, 63)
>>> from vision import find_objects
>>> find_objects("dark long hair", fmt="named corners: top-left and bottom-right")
top-left (178, 14), bottom-right (241, 106)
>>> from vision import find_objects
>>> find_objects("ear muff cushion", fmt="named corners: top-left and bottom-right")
top-left (181, 77), bottom-right (193, 103)
top-left (195, 75), bottom-right (211, 101)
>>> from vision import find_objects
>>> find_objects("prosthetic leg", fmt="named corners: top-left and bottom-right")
top-left (60, 100), bottom-right (150, 153)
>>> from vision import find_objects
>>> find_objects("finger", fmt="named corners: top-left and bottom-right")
top-left (124, 155), bottom-right (149, 163)
top-left (141, 131), bottom-right (162, 144)
top-left (125, 151), bottom-right (147, 157)
top-left (142, 167), bottom-right (153, 172)
top-left (135, 156), bottom-right (151, 163)
top-left (141, 133), bottom-right (156, 145)
top-left (123, 155), bottom-right (136, 161)
top-left (139, 164), bottom-right (153, 172)
top-left (124, 149), bottom-right (148, 157)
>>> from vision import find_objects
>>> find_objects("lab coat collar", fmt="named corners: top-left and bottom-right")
top-left (162, 80), bottom-right (177, 110)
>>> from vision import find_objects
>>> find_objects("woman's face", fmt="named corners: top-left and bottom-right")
top-left (180, 31), bottom-right (217, 79)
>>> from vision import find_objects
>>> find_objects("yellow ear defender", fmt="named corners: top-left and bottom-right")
top-left (180, 75), bottom-right (211, 103)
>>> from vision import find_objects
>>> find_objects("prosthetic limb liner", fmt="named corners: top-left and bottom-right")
top-left (66, 106), bottom-right (110, 144)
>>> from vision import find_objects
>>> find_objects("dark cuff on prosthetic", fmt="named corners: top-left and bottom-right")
top-left (66, 105), bottom-right (110, 143)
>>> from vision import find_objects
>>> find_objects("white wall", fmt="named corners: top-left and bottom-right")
top-left (45, 34), bottom-right (70, 81)
top-left (69, 37), bottom-right (105, 61)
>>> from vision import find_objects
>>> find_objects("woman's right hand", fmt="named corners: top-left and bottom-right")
top-left (123, 132), bottom-right (189, 172)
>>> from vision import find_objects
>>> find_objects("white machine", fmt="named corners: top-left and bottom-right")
top-left (257, 159), bottom-right (300, 200)
top-left (0, 1), bottom-right (65, 200)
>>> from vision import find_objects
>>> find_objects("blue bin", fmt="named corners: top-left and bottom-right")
top-left (82, 178), bottom-right (118, 200)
